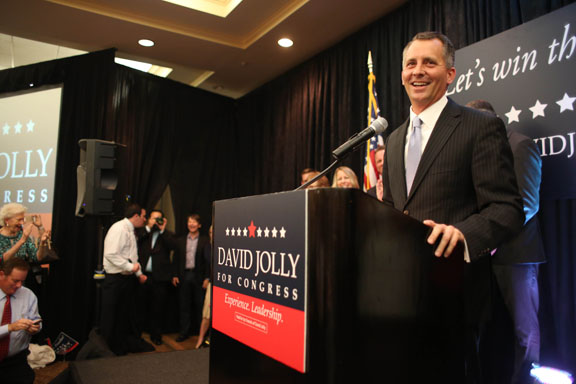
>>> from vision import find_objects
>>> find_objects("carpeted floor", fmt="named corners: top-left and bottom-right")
top-left (69, 348), bottom-right (209, 384)
top-left (33, 333), bottom-right (209, 384)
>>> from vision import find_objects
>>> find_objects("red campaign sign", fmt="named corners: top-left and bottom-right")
top-left (212, 286), bottom-right (306, 372)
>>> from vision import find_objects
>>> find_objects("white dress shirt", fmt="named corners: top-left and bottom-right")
top-left (404, 95), bottom-right (448, 161)
top-left (103, 218), bottom-right (142, 276)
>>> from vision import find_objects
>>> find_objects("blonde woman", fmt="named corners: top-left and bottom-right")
top-left (0, 203), bottom-right (50, 264)
top-left (332, 166), bottom-right (360, 189)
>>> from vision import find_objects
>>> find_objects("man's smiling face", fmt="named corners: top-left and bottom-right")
top-left (402, 38), bottom-right (456, 114)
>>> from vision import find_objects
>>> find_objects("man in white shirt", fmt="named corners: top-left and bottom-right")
top-left (101, 203), bottom-right (152, 355)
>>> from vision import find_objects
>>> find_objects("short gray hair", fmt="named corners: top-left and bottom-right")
top-left (0, 203), bottom-right (27, 226)
top-left (402, 31), bottom-right (455, 69)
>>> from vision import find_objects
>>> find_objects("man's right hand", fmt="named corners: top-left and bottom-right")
top-left (376, 177), bottom-right (384, 201)
top-left (8, 318), bottom-right (36, 332)
top-left (132, 262), bottom-right (141, 273)
top-left (172, 277), bottom-right (179, 287)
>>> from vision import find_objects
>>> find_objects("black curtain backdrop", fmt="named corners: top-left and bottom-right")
top-left (0, 0), bottom-right (574, 373)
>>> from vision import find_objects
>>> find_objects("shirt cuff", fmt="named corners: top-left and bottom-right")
top-left (463, 239), bottom-right (471, 263)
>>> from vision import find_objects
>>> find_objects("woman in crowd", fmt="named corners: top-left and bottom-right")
top-left (0, 203), bottom-right (51, 264)
top-left (331, 166), bottom-right (360, 189)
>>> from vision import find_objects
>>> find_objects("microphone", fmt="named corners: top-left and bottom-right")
top-left (332, 116), bottom-right (388, 159)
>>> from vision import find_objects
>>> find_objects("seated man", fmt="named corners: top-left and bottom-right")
top-left (0, 258), bottom-right (42, 384)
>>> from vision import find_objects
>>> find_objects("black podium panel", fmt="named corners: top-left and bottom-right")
top-left (210, 189), bottom-right (465, 383)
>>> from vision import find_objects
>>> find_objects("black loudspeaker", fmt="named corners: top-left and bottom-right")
top-left (75, 139), bottom-right (118, 217)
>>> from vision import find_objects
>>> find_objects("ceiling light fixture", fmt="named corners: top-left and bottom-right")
top-left (278, 38), bottom-right (293, 48)
top-left (138, 39), bottom-right (155, 47)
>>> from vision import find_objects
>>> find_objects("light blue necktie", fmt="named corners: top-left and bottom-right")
top-left (406, 116), bottom-right (422, 195)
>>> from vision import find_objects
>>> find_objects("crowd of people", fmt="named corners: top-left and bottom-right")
top-left (100, 204), bottom-right (212, 356)
top-left (0, 203), bottom-right (48, 383)
top-left (0, 201), bottom-right (213, 382)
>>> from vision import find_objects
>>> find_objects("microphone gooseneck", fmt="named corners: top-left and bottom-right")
top-left (332, 116), bottom-right (388, 159)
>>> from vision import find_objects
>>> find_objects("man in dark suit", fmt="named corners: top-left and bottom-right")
top-left (381, 32), bottom-right (525, 382)
top-left (467, 100), bottom-right (546, 384)
top-left (137, 209), bottom-right (177, 346)
top-left (366, 144), bottom-right (385, 200)
top-left (172, 214), bottom-right (209, 342)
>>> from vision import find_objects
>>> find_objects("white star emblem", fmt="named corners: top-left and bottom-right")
top-left (264, 227), bottom-right (270, 237)
top-left (237, 227), bottom-right (241, 236)
top-left (557, 93), bottom-right (575, 113)
top-left (226, 227), bottom-right (230, 236)
top-left (14, 121), bottom-right (22, 134)
top-left (2, 123), bottom-right (9, 135)
top-left (231, 228), bottom-right (236, 236)
top-left (271, 227), bottom-right (278, 238)
top-left (26, 120), bottom-right (35, 132)
top-left (505, 106), bottom-right (521, 124)
top-left (279, 227), bottom-right (286, 238)
top-left (529, 100), bottom-right (547, 119)
top-left (257, 228), bottom-right (262, 237)
top-left (243, 228), bottom-right (248, 237)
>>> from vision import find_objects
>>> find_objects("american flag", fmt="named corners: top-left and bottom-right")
top-left (363, 51), bottom-right (384, 192)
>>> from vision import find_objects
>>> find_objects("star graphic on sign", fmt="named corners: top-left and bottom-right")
top-left (256, 227), bottom-right (262, 237)
top-left (248, 221), bottom-right (256, 238)
top-left (230, 228), bottom-right (235, 236)
top-left (237, 227), bottom-right (241, 236)
top-left (2, 123), bottom-right (9, 135)
top-left (529, 100), bottom-right (547, 119)
top-left (505, 106), bottom-right (521, 124)
top-left (14, 121), bottom-right (22, 134)
top-left (557, 93), bottom-right (575, 113)
top-left (26, 120), bottom-right (35, 133)
top-left (242, 227), bottom-right (248, 237)
top-left (271, 227), bottom-right (278, 238)
top-left (279, 227), bottom-right (286, 238)
top-left (226, 227), bottom-right (230, 236)
top-left (264, 227), bottom-right (270, 237)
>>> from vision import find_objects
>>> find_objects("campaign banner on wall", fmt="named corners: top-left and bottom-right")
top-left (0, 85), bottom-right (62, 231)
top-left (449, 3), bottom-right (576, 199)
top-left (212, 191), bottom-right (307, 372)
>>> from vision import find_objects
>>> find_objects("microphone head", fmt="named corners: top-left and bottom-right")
top-left (371, 116), bottom-right (388, 134)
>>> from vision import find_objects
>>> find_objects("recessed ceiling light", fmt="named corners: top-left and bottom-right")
top-left (278, 38), bottom-right (293, 48)
top-left (138, 39), bottom-right (155, 47)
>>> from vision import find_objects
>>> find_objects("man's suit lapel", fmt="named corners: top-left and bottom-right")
top-left (407, 99), bottom-right (462, 202)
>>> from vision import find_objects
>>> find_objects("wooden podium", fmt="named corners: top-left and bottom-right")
top-left (210, 188), bottom-right (465, 383)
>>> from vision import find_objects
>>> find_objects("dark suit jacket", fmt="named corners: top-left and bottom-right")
top-left (382, 99), bottom-right (524, 261)
top-left (366, 186), bottom-right (377, 198)
top-left (173, 234), bottom-right (210, 281)
top-left (493, 131), bottom-right (546, 264)
top-left (137, 227), bottom-right (177, 282)
top-left (366, 181), bottom-right (386, 200)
